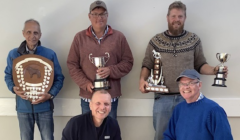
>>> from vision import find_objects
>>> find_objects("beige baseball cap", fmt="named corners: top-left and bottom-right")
top-left (89, 1), bottom-right (107, 12)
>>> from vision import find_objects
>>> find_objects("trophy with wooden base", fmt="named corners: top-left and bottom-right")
top-left (89, 52), bottom-right (111, 90)
top-left (145, 50), bottom-right (169, 93)
top-left (212, 53), bottom-right (230, 87)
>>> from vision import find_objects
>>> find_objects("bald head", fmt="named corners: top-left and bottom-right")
top-left (91, 90), bottom-right (111, 101)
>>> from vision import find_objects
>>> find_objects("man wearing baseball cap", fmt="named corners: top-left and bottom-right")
top-left (67, 0), bottom-right (133, 119)
top-left (163, 69), bottom-right (233, 140)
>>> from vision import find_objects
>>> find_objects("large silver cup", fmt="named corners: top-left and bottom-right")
top-left (89, 52), bottom-right (111, 90)
top-left (212, 53), bottom-right (230, 87)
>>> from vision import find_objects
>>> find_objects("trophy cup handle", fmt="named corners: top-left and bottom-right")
top-left (226, 54), bottom-right (231, 62)
top-left (216, 53), bottom-right (220, 60)
top-left (89, 53), bottom-right (94, 64)
top-left (104, 52), bottom-right (110, 64)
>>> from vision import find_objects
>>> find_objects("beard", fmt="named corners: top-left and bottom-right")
top-left (168, 21), bottom-right (184, 36)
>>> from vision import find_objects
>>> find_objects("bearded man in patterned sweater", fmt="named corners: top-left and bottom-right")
top-left (139, 1), bottom-right (228, 140)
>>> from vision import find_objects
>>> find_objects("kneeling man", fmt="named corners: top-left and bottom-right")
top-left (164, 69), bottom-right (233, 140)
top-left (62, 90), bottom-right (121, 140)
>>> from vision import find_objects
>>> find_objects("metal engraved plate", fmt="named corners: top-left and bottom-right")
top-left (12, 54), bottom-right (54, 102)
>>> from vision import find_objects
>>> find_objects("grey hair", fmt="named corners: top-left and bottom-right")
top-left (167, 1), bottom-right (186, 16)
top-left (23, 19), bottom-right (41, 32)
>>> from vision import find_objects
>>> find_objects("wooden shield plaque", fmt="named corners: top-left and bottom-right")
top-left (12, 54), bottom-right (54, 102)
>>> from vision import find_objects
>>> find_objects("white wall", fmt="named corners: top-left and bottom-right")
top-left (0, 0), bottom-right (240, 139)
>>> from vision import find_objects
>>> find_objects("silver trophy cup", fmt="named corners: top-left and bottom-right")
top-left (89, 52), bottom-right (111, 90)
top-left (212, 53), bottom-right (230, 87)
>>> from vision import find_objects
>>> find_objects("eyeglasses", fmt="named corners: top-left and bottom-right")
top-left (178, 81), bottom-right (199, 87)
top-left (90, 13), bottom-right (108, 18)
